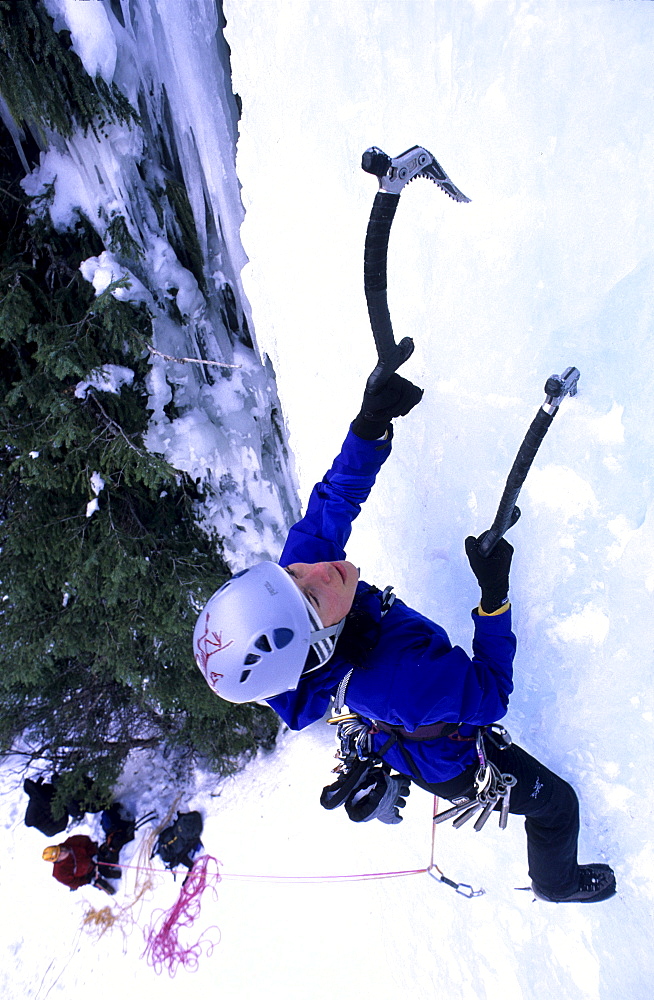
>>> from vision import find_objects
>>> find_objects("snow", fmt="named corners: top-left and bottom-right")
top-left (2, 1), bottom-right (654, 998)
top-left (20, 0), bottom-right (300, 568)
top-left (85, 472), bottom-right (106, 518)
top-left (74, 364), bottom-right (135, 399)
top-left (42, 0), bottom-right (118, 83)
top-left (79, 251), bottom-right (149, 303)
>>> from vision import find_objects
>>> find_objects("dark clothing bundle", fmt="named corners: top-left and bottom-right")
top-left (96, 803), bottom-right (135, 879)
top-left (24, 777), bottom-right (69, 837)
top-left (153, 811), bottom-right (204, 871)
top-left (24, 773), bottom-right (94, 836)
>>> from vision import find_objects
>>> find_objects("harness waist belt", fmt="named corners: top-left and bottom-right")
top-left (374, 719), bottom-right (460, 741)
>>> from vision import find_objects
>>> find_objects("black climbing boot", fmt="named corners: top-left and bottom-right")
top-left (532, 864), bottom-right (616, 903)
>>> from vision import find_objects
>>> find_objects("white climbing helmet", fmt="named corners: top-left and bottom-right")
top-left (193, 561), bottom-right (345, 703)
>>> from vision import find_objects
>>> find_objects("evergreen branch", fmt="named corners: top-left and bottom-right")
top-left (1, 114), bottom-right (273, 798)
top-left (146, 343), bottom-right (240, 369)
top-left (0, 184), bottom-right (22, 204)
top-left (86, 389), bottom-right (145, 455)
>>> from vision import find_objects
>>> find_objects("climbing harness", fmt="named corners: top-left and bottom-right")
top-left (433, 727), bottom-right (516, 832)
top-left (322, 675), bottom-right (487, 894)
top-left (321, 585), bottom-right (516, 838)
top-left (321, 588), bottom-right (412, 825)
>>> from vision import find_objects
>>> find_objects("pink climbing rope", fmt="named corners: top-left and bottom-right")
top-left (142, 855), bottom-right (221, 977)
top-left (133, 796), bottom-right (465, 975)
top-left (218, 866), bottom-right (428, 883)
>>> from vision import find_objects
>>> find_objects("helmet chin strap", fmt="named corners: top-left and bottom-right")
top-left (301, 601), bottom-right (347, 675)
top-left (309, 619), bottom-right (346, 644)
top-left (299, 585), bottom-right (395, 682)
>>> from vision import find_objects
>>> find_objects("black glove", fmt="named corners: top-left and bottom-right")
top-left (351, 374), bottom-right (424, 440)
top-left (344, 769), bottom-right (411, 824)
top-left (464, 533), bottom-right (513, 613)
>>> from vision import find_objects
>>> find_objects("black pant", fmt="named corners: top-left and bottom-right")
top-left (414, 741), bottom-right (580, 895)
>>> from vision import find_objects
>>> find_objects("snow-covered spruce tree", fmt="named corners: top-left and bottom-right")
top-left (0, 126), bottom-right (277, 813)
top-left (0, 0), bottom-right (137, 142)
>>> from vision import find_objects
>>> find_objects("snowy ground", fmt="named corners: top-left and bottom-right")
top-left (2, 1), bottom-right (654, 998)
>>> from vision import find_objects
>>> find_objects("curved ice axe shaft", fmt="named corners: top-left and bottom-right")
top-left (363, 191), bottom-right (412, 393)
top-left (362, 146), bottom-right (470, 394)
top-left (478, 367), bottom-right (581, 557)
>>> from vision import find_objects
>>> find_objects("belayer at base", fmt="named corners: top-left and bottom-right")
top-left (193, 374), bottom-right (615, 904)
top-left (41, 802), bottom-right (135, 895)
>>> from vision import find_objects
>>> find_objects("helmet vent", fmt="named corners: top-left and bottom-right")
top-left (239, 669), bottom-right (252, 683)
top-left (273, 628), bottom-right (294, 649)
top-left (244, 653), bottom-right (260, 665)
top-left (254, 634), bottom-right (272, 652)
top-left (219, 569), bottom-right (249, 595)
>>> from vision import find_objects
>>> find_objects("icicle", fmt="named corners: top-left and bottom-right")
top-left (15, 0), bottom-right (301, 569)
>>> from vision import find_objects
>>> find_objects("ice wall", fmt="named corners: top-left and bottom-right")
top-left (17, 0), bottom-right (300, 568)
top-left (223, 2), bottom-right (654, 997)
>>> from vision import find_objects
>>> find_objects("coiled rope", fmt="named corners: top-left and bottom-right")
top-left (81, 795), bottom-right (482, 976)
top-left (142, 854), bottom-right (221, 976)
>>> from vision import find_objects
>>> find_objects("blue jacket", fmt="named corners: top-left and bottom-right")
top-left (267, 427), bottom-right (516, 784)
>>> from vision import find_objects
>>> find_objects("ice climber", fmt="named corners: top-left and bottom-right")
top-left (193, 374), bottom-right (616, 904)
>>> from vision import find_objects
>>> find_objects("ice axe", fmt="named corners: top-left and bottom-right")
top-left (360, 150), bottom-right (580, 555)
top-left (478, 367), bottom-right (581, 556)
top-left (361, 145), bottom-right (470, 394)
